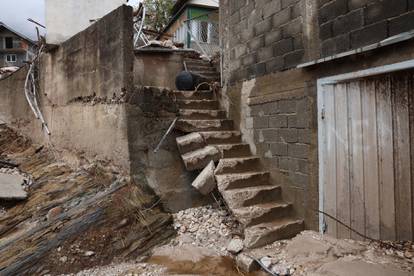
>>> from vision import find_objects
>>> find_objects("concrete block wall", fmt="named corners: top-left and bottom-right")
top-left (319, 0), bottom-right (414, 56)
top-left (225, 0), bottom-right (305, 84)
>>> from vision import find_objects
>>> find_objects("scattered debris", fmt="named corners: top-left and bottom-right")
top-left (227, 237), bottom-right (244, 254)
top-left (0, 172), bottom-right (28, 200)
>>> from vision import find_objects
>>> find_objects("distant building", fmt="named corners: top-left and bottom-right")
top-left (161, 0), bottom-right (219, 56)
top-left (45, 0), bottom-right (127, 44)
top-left (0, 22), bottom-right (36, 68)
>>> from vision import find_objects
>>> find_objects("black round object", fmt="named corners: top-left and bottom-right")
top-left (176, 71), bottom-right (195, 91)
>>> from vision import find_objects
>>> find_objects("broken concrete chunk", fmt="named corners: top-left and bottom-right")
top-left (227, 238), bottom-right (244, 254)
top-left (235, 253), bottom-right (259, 273)
top-left (191, 161), bottom-right (216, 195)
top-left (0, 173), bottom-right (27, 200)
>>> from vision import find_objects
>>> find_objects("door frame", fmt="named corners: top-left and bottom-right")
top-left (317, 59), bottom-right (414, 233)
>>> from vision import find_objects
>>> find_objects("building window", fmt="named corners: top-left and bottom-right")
top-left (5, 37), bottom-right (13, 49)
top-left (5, 54), bottom-right (17, 63)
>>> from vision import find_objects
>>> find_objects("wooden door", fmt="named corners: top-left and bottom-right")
top-left (318, 71), bottom-right (414, 241)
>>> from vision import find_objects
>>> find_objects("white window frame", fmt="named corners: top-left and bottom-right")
top-left (5, 54), bottom-right (17, 63)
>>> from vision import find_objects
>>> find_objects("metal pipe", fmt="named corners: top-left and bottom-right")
top-left (154, 118), bottom-right (178, 153)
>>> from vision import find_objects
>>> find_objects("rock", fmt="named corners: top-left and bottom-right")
top-left (84, 251), bottom-right (95, 257)
top-left (0, 173), bottom-right (27, 200)
top-left (46, 206), bottom-right (63, 221)
top-left (59, 256), bottom-right (68, 263)
top-left (191, 161), bottom-right (217, 195)
top-left (260, 256), bottom-right (273, 268)
top-left (227, 238), bottom-right (244, 254)
top-left (404, 251), bottom-right (413, 259)
top-left (236, 253), bottom-right (259, 273)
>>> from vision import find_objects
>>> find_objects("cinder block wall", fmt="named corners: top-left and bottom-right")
top-left (220, 0), bottom-right (414, 230)
top-left (319, 0), bottom-right (414, 56)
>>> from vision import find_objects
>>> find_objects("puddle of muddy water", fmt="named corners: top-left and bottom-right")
top-left (148, 255), bottom-right (267, 276)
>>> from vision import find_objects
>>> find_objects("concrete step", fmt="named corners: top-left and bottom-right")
top-left (176, 99), bottom-right (219, 110)
top-left (215, 157), bottom-right (262, 175)
top-left (244, 219), bottom-right (304, 249)
top-left (176, 132), bottom-right (206, 155)
top-left (179, 109), bottom-right (226, 120)
top-left (221, 185), bottom-right (282, 208)
top-left (195, 72), bottom-right (220, 79)
top-left (233, 202), bottom-right (293, 227)
top-left (176, 131), bottom-right (241, 155)
top-left (172, 90), bottom-right (213, 100)
top-left (184, 59), bottom-right (211, 67)
top-left (188, 66), bottom-right (216, 72)
top-left (176, 119), bottom-right (234, 132)
top-left (181, 146), bottom-right (221, 171)
top-left (216, 144), bottom-right (252, 158)
top-left (216, 171), bottom-right (271, 191)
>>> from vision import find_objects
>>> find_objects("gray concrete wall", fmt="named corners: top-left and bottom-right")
top-left (45, 0), bottom-right (127, 44)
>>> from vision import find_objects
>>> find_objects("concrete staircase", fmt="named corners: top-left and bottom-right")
top-left (174, 89), bottom-right (304, 249)
top-left (184, 57), bottom-right (220, 83)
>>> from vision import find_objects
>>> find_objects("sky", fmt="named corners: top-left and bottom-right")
top-left (0, 0), bottom-right (141, 41)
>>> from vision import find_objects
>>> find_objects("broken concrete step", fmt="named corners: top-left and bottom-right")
top-left (216, 171), bottom-right (271, 191)
top-left (176, 99), bottom-right (219, 110)
top-left (176, 131), bottom-right (241, 155)
top-left (192, 161), bottom-right (216, 195)
top-left (176, 132), bottom-right (206, 155)
top-left (233, 202), bottom-right (293, 227)
top-left (181, 145), bottom-right (221, 171)
top-left (215, 157), bottom-right (262, 175)
top-left (176, 119), bottom-right (234, 132)
top-left (172, 90), bottom-right (213, 100)
top-left (221, 185), bottom-right (282, 208)
top-left (215, 144), bottom-right (252, 158)
top-left (200, 131), bottom-right (242, 144)
top-left (179, 109), bottom-right (226, 120)
top-left (244, 219), bottom-right (304, 249)
top-left (0, 173), bottom-right (27, 200)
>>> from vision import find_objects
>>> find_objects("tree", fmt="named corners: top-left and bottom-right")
top-left (142, 0), bottom-right (174, 33)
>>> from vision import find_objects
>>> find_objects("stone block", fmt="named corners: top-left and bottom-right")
top-left (288, 143), bottom-right (309, 159)
top-left (319, 0), bottom-right (348, 24)
top-left (262, 101), bottom-right (279, 115)
top-left (273, 8), bottom-right (291, 28)
top-left (253, 116), bottom-right (269, 128)
top-left (284, 49), bottom-right (304, 68)
top-left (265, 56), bottom-right (284, 73)
top-left (255, 18), bottom-right (273, 35)
top-left (332, 9), bottom-right (363, 36)
top-left (288, 115), bottom-right (297, 127)
top-left (247, 63), bottom-right (267, 78)
top-left (282, 17), bottom-right (303, 37)
top-left (236, 253), bottom-right (260, 272)
top-left (248, 35), bottom-right (265, 51)
top-left (274, 38), bottom-right (294, 56)
top-left (350, 21), bottom-right (387, 49)
top-left (364, 0), bottom-right (407, 25)
top-left (269, 115), bottom-right (288, 128)
top-left (263, 0), bottom-right (282, 18)
top-left (320, 21), bottom-right (333, 40)
top-left (242, 53), bottom-right (257, 66)
top-left (282, 0), bottom-right (298, 8)
top-left (258, 46), bottom-right (274, 62)
top-left (262, 129), bottom-right (279, 142)
top-left (279, 128), bottom-right (298, 143)
top-left (278, 99), bottom-right (296, 114)
top-left (270, 142), bottom-right (288, 156)
top-left (265, 29), bottom-right (282, 45)
top-left (297, 129), bottom-right (311, 143)
top-left (389, 11), bottom-right (414, 36)
top-left (321, 34), bottom-right (350, 56)
top-left (292, 1), bottom-right (303, 18)
top-left (192, 161), bottom-right (216, 195)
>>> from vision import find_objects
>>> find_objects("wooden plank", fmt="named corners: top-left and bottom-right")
top-left (361, 79), bottom-right (380, 240)
top-left (392, 74), bottom-right (413, 240)
top-left (376, 75), bottom-right (396, 240)
top-left (334, 83), bottom-right (351, 239)
top-left (323, 85), bottom-right (337, 237)
top-left (348, 81), bottom-right (365, 240)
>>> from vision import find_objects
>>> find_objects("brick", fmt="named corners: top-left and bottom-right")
top-left (258, 46), bottom-right (274, 62)
top-left (242, 53), bottom-right (257, 66)
top-left (282, 0), bottom-right (298, 9)
top-left (248, 9), bottom-right (263, 27)
top-left (318, 0), bottom-right (331, 8)
top-left (269, 115), bottom-right (288, 128)
top-left (255, 18), bottom-right (273, 35)
top-left (288, 144), bottom-right (309, 159)
top-left (364, 0), bottom-right (407, 25)
top-left (272, 8), bottom-right (291, 28)
top-left (262, 129), bottom-right (279, 142)
top-left (273, 38), bottom-right (293, 56)
top-left (293, 34), bottom-right (304, 50)
top-left (279, 157), bottom-right (297, 171)
top-left (291, 1), bottom-right (304, 18)
top-left (332, 8), bottom-right (363, 36)
top-left (265, 29), bottom-right (282, 45)
top-left (233, 44), bottom-right (247, 59)
top-left (319, 0), bottom-right (348, 24)
top-left (319, 21), bottom-right (333, 40)
top-left (240, 27), bottom-right (255, 42)
top-left (297, 159), bottom-right (309, 174)
top-left (265, 57), bottom-right (284, 73)
top-left (298, 129), bottom-right (311, 143)
top-left (248, 36), bottom-right (265, 51)
top-left (263, 0), bottom-right (282, 18)
top-left (282, 17), bottom-right (303, 37)
top-left (250, 105), bottom-right (265, 116)
top-left (230, 11), bottom-right (241, 25)
top-left (389, 11), bottom-right (414, 36)
top-left (247, 62), bottom-right (267, 77)
top-left (262, 101), bottom-right (279, 114)
top-left (350, 21), bottom-right (387, 49)
top-left (279, 128), bottom-right (298, 143)
top-left (253, 116), bottom-right (269, 128)
top-left (278, 99), bottom-right (296, 113)
top-left (284, 49), bottom-right (304, 68)
top-left (288, 115), bottom-right (297, 127)
top-left (322, 33), bottom-right (350, 56)
top-left (270, 143), bottom-right (288, 156)
top-left (296, 112), bottom-right (310, 128)
top-left (289, 172), bottom-right (308, 187)
top-left (348, 0), bottom-right (374, 10)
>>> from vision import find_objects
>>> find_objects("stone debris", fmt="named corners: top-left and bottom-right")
top-left (227, 237), bottom-right (244, 254)
top-left (0, 172), bottom-right (28, 200)
top-left (235, 253), bottom-right (260, 273)
top-left (191, 160), bottom-right (216, 195)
